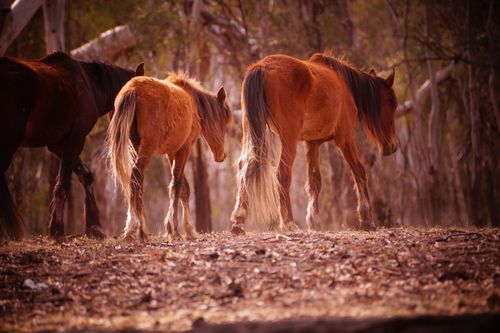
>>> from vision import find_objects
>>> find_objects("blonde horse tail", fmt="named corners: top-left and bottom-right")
top-left (107, 90), bottom-right (138, 206)
top-left (238, 67), bottom-right (281, 229)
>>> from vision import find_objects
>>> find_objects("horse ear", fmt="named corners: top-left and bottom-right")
top-left (369, 68), bottom-right (376, 76)
top-left (217, 86), bottom-right (227, 102)
top-left (385, 68), bottom-right (395, 86)
top-left (135, 63), bottom-right (145, 76)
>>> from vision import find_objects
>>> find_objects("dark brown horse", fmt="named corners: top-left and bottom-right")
top-left (107, 73), bottom-right (231, 242)
top-left (0, 52), bottom-right (143, 240)
top-left (231, 52), bottom-right (398, 234)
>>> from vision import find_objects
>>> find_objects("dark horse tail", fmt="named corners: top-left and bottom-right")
top-left (107, 90), bottom-right (138, 207)
top-left (237, 67), bottom-right (280, 228)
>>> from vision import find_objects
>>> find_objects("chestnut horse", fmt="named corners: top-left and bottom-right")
top-left (107, 73), bottom-right (231, 242)
top-left (231, 52), bottom-right (398, 234)
top-left (0, 52), bottom-right (143, 240)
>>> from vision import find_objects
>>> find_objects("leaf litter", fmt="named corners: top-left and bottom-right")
top-left (0, 228), bottom-right (499, 332)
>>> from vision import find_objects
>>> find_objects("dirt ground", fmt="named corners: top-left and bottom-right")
top-left (0, 228), bottom-right (499, 332)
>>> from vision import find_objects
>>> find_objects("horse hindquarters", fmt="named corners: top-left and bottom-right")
top-left (108, 90), bottom-right (142, 240)
top-left (231, 67), bottom-right (281, 234)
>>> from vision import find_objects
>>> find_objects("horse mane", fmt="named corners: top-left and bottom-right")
top-left (168, 72), bottom-right (230, 137)
top-left (310, 52), bottom-right (396, 145)
top-left (79, 60), bottom-right (135, 109)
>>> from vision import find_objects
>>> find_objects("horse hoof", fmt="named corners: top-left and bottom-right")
top-left (139, 231), bottom-right (149, 243)
top-left (307, 221), bottom-right (321, 232)
top-left (282, 221), bottom-right (301, 232)
top-left (360, 220), bottom-right (377, 231)
top-left (86, 226), bottom-right (106, 239)
top-left (121, 232), bottom-right (136, 243)
top-left (185, 232), bottom-right (198, 241)
top-left (165, 232), bottom-right (182, 241)
top-left (231, 224), bottom-right (245, 236)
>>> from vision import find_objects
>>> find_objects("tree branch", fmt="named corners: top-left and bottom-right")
top-left (70, 24), bottom-right (136, 62)
top-left (396, 61), bottom-right (455, 118)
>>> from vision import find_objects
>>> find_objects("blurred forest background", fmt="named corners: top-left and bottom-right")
top-left (2, 0), bottom-right (499, 236)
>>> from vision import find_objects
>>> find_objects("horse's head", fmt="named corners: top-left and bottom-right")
top-left (204, 86), bottom-right (232, 162)
top-left (379, 69), bottom-right (398, 155)
top-left (369, 69), bottom-right (399, 156)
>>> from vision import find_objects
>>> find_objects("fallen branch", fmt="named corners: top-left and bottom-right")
top-left (70, 24), bottom-right (135, 62)
top-left (396, 61), bottom-right (455, 118)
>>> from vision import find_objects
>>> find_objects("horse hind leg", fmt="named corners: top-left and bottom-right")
top-left (338, 140), bottom-right (376, 230)
top-left (277, 133), bottom-right (300, 232)
top-left (124, 154), bottom-right (151, 242)
top-left (230, 159), bottom-right (249, 235)
top-left (73, 159), bottom-right (105, 239)
top-left (305, 141), bottom-right (322, 231)
top-left (48, 141), bottom-right (84, 239)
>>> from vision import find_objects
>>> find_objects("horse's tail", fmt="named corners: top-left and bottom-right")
top-left (237, 66), bottom-right (281, 229)
top-left (107, 90), bottom-right (138, 206)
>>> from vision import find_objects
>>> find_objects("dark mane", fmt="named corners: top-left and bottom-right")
top-left (79, 60), bottom-right (135, 111)
top-left (169, 73), bottom-right (230, 139)
top-left (310, 52), bottom-right (396, 142)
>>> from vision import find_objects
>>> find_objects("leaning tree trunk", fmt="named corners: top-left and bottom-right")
top-left (0, 0), bottom-right (44, 55)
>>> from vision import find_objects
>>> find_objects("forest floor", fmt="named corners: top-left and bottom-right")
top-left (0, 228), bottom-right (499, 332)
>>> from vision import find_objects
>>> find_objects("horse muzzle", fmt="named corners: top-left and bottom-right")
top-left (382, 143), bottom-right (398, 156)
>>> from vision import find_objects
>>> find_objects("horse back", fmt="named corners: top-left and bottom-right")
top-left (119, 77), bottom-right (200, 156)
top-left (250, 54), bottom-right (356, 142)
top-left (17, 56), bottom-right (89, 147)
top-left (302, 59), bottom-right (359, 142)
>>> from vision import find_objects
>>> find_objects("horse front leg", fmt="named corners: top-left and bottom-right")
top-left (73, 159), bottom-right (105, 239)
top-left (305, 141), bottom-right (322, 231)
top-left (338, 140), bottom-right (376, 230)
top-left (277, 136), bottom-right (300, 232)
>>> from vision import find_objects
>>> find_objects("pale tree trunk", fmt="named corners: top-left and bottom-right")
top-left (386, 0), bottom-right (428, 225)
top-left (189, 0), bottom-right (213, 233)
top-left (43, 0), bottom-right (66, 53)
top-left (0, 0), bottom-right (44, 55)
top-left (425, 4), bottom-right (443, 226)
top-left (70, 24), bottom-right (135, 62)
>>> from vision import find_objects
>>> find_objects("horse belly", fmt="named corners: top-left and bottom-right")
top-left (300, 96), bottom-right (340, 141)
top-left (21, 97), bottom-right (77, 147)
top-left (137, 93), bottom-right (195, 156)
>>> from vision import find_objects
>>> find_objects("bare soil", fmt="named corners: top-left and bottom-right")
top-left (0, 228), bottom-right (499, 332)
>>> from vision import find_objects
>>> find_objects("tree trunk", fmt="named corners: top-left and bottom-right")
top-left (0, 0), bottom-right (44, 55)
top-left (42, 0), bottom-right (66, 53)
top-left (192, 140), bottom-right (212, 233)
